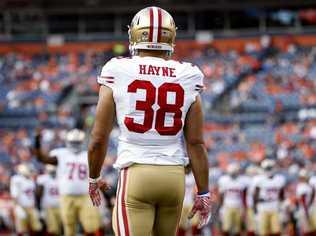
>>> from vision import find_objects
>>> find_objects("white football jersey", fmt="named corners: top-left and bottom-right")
top-left (296, 182), bottom-right (313, 209)
top-left (98, 56), bottom-right (204, 169)
top-left (218, 175), bottom-right (246, 208)
top-left (10, 174), bottom-right (36, 208)
top-left (257, 175), bottom-right (286, 211)
top-left (309, 176), bottom-right (316, 189)
top-left (37, 174), bottom-right (59, 208)
top-left (50, 148), bottom-right (89, 195)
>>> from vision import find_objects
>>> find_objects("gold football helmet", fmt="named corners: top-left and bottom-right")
top-left (128, 6), bottom-right (176, 55)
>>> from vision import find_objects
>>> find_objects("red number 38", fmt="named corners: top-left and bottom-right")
top-left (124, 80), bottom-right (184, 136)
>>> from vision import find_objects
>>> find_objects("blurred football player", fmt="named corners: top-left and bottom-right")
top-left (309, 172), bottom-right (316, 228)
top-left (87, 6), bottom-right (211, 236)
top-left (254, 159), bottom-right (286, 236)
top-left (10, 164), bottom-right (42, 236)
top-left (218, 163), bottom-right (246, 236)
top-left (33, 129), bottom-right (100, 236)
top-left (296, 169), bottom-right (316, 236)
top-left (36, 164), bottom-right (62, 236)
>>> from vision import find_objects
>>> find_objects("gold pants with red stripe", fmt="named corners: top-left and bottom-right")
top-left (113, 164), bottom-right (185, 236)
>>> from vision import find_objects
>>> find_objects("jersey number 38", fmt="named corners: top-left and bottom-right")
top-left (124, 80), bottom-right (184, 136)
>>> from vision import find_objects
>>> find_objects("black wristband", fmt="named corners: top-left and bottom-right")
top-left (35, 135), bottom-right (41, 149)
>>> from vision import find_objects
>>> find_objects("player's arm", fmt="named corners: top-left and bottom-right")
top-left (242, 188), bottom-right (247, 209)
top-left (185, 96), bottom-right (212, 228)
top-left (10, 178), bottom-right (19, 205)
top-left (88, 85), bottom-right (115, 179)
top-left (253, 186), bottom-right (260, 214)
top-left (310, 187), bottom-right (315, 207)
top-left (300, 194), bottom-right (309, 218)
top-left (184, 95), bottom-right (209, 194)
top-left (279, 186), bottom-right (285, 201)
top-left (33, 132), bottom-right (58, 165)
top-left (219, 192), bottom-right (224, 207)
top-left (35, 183), bottom-right (44, 210)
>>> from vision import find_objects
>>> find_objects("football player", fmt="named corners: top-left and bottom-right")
top-left (33, 129), bottom-right (100, 236)
top-left (87, 6), bottom-right (211, 236)
top-left (296, 169), bottom-right (316, 236)
top-left (36, 164), bottom-right (62, 236)
top-left (309, 172), bottom-right (316, 228)
top-left (254, 159), bottom-right (286, 236)
top-left (218, 163), bottom-right (246, 236)
top-left (10, 164), bottom-right (42, 235)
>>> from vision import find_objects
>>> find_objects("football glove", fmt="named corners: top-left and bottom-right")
top-left (188, 192), bottom-right (212, 228)
top-left (89, 177), bottom-right (110, 207)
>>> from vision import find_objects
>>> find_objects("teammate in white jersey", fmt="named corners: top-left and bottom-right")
top-left (87, 6), bottom-right (211, 236)
top-left (36, 165), bottom-right (62, 236)
top-left (254, 160), bottom-right (285, 236)
top-left (296, 169), bottom-right (316, 235)
top-left (33, 129), bottom-right (100, 236)
top-left (218, 163), bottom-right (246, 236)
top-left (309, 172), bottom-right (316, 229)
top-left (10, 164), bottom-right (42, 235)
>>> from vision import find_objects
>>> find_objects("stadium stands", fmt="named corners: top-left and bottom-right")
top-left (2, 35), bottom-right (316, 234)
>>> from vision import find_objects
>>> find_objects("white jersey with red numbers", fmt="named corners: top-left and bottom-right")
top-left (37, 174), bottom-right (59, 208)
top-left (218, 175), bottom-right (246, 208)
top-left (50, 148), bottom-right (89, 195)
top-left (98, 56), bottom-right (204, 169)
top-left (256, 175), bottom-right (286, 212)
top-left (10, 174), bottom-right (36, 208)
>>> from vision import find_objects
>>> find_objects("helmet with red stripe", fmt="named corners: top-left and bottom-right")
top-left (128, 6), bottom-right (176, 55)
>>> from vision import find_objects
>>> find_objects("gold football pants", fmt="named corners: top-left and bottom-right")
top-left (221, 207), bottom-right (242, 234)
top-left (45, 207), bottom-right (62, 235)
top-left (257, 210), bottom-right (280, 235)
top-left (113, 164), bottom-right (185, 236)
top-left (15, 207), bottom-right (42, 233)
top-left (60, 194), bottom-right (100, 236)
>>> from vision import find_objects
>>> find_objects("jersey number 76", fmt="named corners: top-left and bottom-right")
top-left (124, 80), bottom-right (184, 135)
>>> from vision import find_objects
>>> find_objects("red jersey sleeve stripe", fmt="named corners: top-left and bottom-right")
top-left (99, 76), bottom-right (114, 80)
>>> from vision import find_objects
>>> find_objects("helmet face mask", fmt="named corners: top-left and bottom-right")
top-left (261, 159), bottom-right (276, 177)
top-left (66, 129), bottom-right (85, 154)
top-left (128, 6), bottom-right (176, 56)
top-left (66, 141), bottom-right (84, 153)
top-left (46, 164), bottom-right (57, 177)
top-left (17, 164), bottom-right (32, 178)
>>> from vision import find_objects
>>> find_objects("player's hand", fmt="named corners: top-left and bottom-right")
top-left (89, 177), bottom-right (110, 206)
top-left (188, 192), bottom-right (212, 228)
